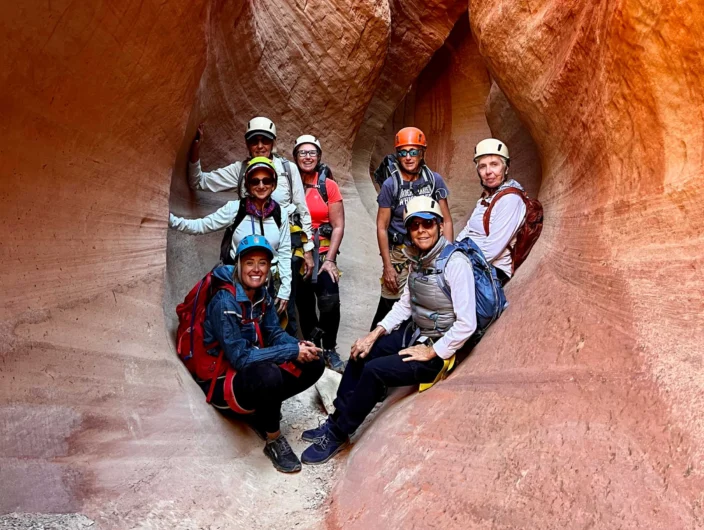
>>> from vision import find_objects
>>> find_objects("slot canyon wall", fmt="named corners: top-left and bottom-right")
top-left (1, 1), bottom-right (703, 530)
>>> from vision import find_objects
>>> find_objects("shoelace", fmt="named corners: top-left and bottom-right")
top-left (272, 437), bottom-right (293, 456)
top-left (313, 433), bottom-right (330, 450)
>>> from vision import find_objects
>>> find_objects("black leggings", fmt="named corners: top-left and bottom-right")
top-left (200, 357), bottom-right (324, 433)
top-left (295, 262), bottom-right (340, 350)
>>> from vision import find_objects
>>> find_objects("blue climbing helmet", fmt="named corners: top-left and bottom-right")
top-left (235, 234), bottom-right (275, 261)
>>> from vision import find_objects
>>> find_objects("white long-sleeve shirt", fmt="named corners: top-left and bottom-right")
top-left (188, 157), bottom-right (314, 252)
top-left (169, 201), bottom-right (292, 300)
top-left (379, 253), bottom-right (477, 359)
top-left (456, 192), bottom-right (526, 277)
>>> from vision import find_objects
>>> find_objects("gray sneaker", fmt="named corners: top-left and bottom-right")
top-left (263, 435), bottom-right (302, 473)
top-left (323, 349), bottom-right (346, 374)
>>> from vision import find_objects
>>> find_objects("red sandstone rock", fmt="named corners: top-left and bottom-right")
top-left (2, 0), bottom-right (703, 528)
top-left (328, 1), bottom-right (704, 528)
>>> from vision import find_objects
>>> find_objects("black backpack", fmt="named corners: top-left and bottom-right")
top-left (373, 154), bottom-right (437, 210)
top-left (219, 200), bottom-right (283, 265)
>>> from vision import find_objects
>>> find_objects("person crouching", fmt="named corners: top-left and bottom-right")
top-left (202, 234), bottom-right (324, 473)
top-left (300, 196), bottom-right (478, 464)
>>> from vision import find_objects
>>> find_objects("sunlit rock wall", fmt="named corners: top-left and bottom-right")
top-left (328, 1), bottom-right (704, 528)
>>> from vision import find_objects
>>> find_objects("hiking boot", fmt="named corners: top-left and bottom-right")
top-left (301, 418), bottom-right (331, 442)
top-left (323, 349), bottom-right (346, 374)
top-left (301, 431), bottom-right (349, 465)
top-left (263, 435), bottom-right (302, 473)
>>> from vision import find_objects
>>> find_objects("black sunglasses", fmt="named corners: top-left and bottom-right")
top-left (408, 218), bottom-right (436, 231)
top-left (249, 177), bottom-right (275, 186)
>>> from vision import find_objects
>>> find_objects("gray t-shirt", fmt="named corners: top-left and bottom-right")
top-left (377, 171), bottom-right (449, 235)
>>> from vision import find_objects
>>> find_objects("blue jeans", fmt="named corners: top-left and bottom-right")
top-left (329, 322), bottom-right (444, 438)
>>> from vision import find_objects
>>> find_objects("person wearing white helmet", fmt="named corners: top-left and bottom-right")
top-left (186, 118), bottom-right (317, 321)
top-left (291, 134), bottom-right (346, 374)
top-left (456, 138), bottom-right (527, 284)
top-left (300, 196), bottom-right (478, 465)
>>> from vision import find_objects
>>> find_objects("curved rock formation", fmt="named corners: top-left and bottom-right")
top-left (2, 0), bottom-right (703, 528)
top-left (329, 1), bottom-right (704, 528)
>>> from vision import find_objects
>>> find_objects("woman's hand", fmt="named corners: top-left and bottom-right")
top-left (399, 344), bottom-right (437, 362)
top-left (275, 298), bottom-right (288, 314)
top-left (302, 251), bottom-right (315, 280)
top-left (189, 123), bottom-right (204, 163)
top-left (350, 327), bottom-right (384, 361)
top-left (382, 264), bottom-right (399, 293)
top-left (319, 259), bottom-right (339, 283)
top-left (297, 341), bottom-right (322, 363)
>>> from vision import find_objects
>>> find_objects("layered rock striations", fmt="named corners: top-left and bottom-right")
top-left (329, 1), bottom-right (704, 528)
top-left (1, 0), bottom-right (703, 528)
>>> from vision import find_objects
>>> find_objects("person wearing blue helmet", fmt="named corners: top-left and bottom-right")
top-left (202, 235), bottom-right (324, 473)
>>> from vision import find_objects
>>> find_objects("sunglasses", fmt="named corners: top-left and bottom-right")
top-left (397, 148), bottom-right (421, 157)
top-left (408, 218), bottom-right (437, 231)
top-left (249, 177), bottom-right (275, 186)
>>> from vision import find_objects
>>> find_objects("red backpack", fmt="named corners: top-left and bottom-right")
top-left (483, 187), bottom-right (543, 274)
top-left (176, 272), bottom-right (237, 401)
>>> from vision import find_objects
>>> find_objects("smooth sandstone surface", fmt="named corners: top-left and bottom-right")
top-left (1, 1), bottom-right (703, 529)
top-left (329, 1), bottom-right (704, 529)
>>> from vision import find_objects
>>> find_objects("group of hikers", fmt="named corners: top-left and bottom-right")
top-left (172, 116), bottom-right (542, 473)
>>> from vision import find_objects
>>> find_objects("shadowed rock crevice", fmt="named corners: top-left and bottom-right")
top-left (1, 0), bottom-right (703, 528)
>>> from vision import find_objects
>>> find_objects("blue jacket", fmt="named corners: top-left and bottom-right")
top-left (204, 266), bottom-right (299, 371)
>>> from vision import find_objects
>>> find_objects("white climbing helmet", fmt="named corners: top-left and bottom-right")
top-left (474, 138), bottom-right (510, 164)
top-left (293, 134), bottom-right (322, 157)
top-left (403, 196), bottom-right (444, 225)
top-left (245, 117), bottom-right (277, 141)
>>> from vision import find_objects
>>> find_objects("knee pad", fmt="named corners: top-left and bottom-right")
top-left (318, 292), bottom-right (340, 313)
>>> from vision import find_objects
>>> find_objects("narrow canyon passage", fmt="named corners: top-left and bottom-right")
top-left (1, 1), bottom-right (703, 529)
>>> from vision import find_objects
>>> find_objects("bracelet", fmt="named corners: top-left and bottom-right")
top-left (326, 259), bottom-right (337, 264)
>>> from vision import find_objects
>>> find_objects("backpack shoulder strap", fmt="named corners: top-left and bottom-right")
top-left (318, 167), bottom-right (329, 204)
top-left (279, 156), bottom-right (294, 193)
top-left (421, 164), bottom-right (436, 196)
top-left (220, 200), bottom-right (249, 264)
top-left (272, 202), bottom-right (283, 229)
top-left (390, 158), bottom-right (403, 210)
top-left (434, 244), bottom-right (459, 300)
top-left (482, 187), bottom-right (526, 236)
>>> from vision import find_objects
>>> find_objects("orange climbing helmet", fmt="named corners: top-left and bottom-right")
top-left (395, 127), bottom-right (427, 149)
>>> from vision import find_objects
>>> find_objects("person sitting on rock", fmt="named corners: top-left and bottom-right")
top-left (291, 134), bottom-right (346, 374)
top-left (300, 196), bottom-right (477, 465)
top-left (170, 157), bottom-right (293, 314)
top-left (188, 117), bottom-right (315, 331)
top-left (371, 127), bottom-right (453, 330)
top-left (456, 138), bottom-right (527, 285)
top-left (201, 235), bottom-right (324, 473)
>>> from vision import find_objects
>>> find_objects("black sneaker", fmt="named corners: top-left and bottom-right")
top-left (323, 349), bottom-right (346, 374)
top-left (263, 435), bottom-right (302, 473)
top-left (301, 418), bottom-right (331, 442)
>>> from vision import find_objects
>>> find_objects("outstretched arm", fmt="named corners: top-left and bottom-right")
top-left (169, 200), bottom-right (239, 235)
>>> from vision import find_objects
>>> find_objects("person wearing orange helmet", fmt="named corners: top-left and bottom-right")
top-left (370, 126), bottom-right (453, 329)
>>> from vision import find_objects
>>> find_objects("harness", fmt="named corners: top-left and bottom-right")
top-left (302, 167), bottom-right (335, 283)
top-left (205, 297), bottom-right (301, 414)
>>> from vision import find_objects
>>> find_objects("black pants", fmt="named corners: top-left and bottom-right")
top-left (369, 296), bottom-right (397, 331)
top-left (329, 323), bottom-right (444, 438)
top-left (285, 256), bottom-right (303, 336)
top-left (202, 357), bottom-right (324, 434)
top-left (295, 259), bottom-right (340, 350)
